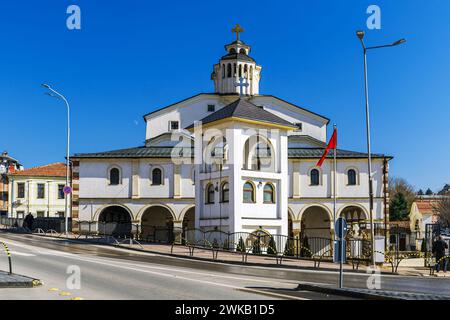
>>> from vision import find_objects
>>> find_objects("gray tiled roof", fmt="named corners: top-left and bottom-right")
top-left (185, 98), bottom-right (297, 129)
top-left (73, 146), bottom-right (193, 158)
top-left (73, 146), bottom-right (390, 159)
top-left (221, 52), bottom-right (255, 62)
top-left (288, 148), bottom-right (390, 159)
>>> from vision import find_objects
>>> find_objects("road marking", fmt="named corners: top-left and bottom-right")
top-left (79, 256), bottom-right (299, 286)
top-left (0, 251), bottom-right (36, 257)
top-left (0, 236), bottom-right (298, 287)
top-left (48, 254), bottom-right (303, 299)
top-left (59, 291), bottom-right (72, 296)
top-left (71, 297), bottom-right (84, 300)
top-left (48, 288), bottom-right (59, 292)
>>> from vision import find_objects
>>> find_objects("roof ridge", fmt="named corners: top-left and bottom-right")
top-left (20, 162), bottom-right (65, 171)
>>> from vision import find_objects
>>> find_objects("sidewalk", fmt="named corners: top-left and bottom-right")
top-left (0, 271), bottom-right (41, 288)
top-left (4, 229), bottom-right (438, 277)
top-left (30, 231), bottom-right (416, 275)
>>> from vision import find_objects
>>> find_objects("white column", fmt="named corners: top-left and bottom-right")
top-left (228, 127), bottom-right (242, 233)
top-left (279, 132), bottom-right (289, 236)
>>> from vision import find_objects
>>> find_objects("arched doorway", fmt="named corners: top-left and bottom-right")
top-left (340, 206), bottom-right (368, 238)
top-left (300, 206), bottom-right (332, 256)
top-left (98, 205), bottom-right (132, 238)
top-left (182, 207), bottom-right (195, 243)
top-left (141, 206), bottom-right (174, 243)
top-left (182, 207), bottom-right (195, 230)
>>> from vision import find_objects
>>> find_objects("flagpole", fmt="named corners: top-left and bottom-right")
top-left (333, 125), bottom-right (337, 234)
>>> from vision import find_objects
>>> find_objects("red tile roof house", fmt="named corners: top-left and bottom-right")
top-left (7, 163), bottom-right (70, 219)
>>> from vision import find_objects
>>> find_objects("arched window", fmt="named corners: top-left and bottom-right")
top-left (310, 169), bottom-right (320, 186)
top-left (206, 184), bottom-right (215, 204)
top-left (221, 182), bottom-right (229, 203)
top-left (152, 168), bottom-right (162, 185)
top-left (222, 64), bottom-right (225, 78)
top-left (233, 63), bottom-right (236, 76)
top-left (239, 48), bottom-right (246, 54)
top-left (229, 48), bottom-right (236, 54)
top-left (263, 183), bottom-right (275, 203)
top-left (243, 182), bottom-right (255, 203)
top-left (109, 167), bottom-right (120, 185)
top-left (347, 169), bottom-right (357, 186)
top-left (227, 64), bottom-right (232, 78)
top-left (238, 64), bottom-right (242, 77)
top-left (244, 64), bottom-right (248, 78)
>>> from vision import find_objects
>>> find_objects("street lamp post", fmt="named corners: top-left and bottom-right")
top-left (356, 31), bottom-right (405, 267)
top-left (42, 84), bottom-right (71, 235)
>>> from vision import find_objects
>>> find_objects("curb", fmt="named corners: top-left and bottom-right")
top-left (296, 283), bottom-right (450, 300)
top-left (296, 283), bottom-right (398, 300)
top-left (0, 272), bottom-right (42, 289)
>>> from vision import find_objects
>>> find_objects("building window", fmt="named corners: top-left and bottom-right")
top-left (169, 121), bottom-right (179, 131)
top-left (243, 181), bottom-right (255, 203)
top-left (56, 211), bottom-right (65, 218)
top-left (227, 64), bottom-right (232, 77)
top-left (347, 169), bottom-right (357, 186)
top-left (109, 167), bottom-right (120, 185)
top-left (263, 183), bottom-right (275, 203)
top-left (36, 211), bottom-right (45, 218)
top-left (58, 184), bottom-right (65, 199)
top-left (152, 168), bottom-right (162, 185)
top-left (16, 211), bottom-right (25, 219)
top-left (206, 184), bottom-right (215, 204)
top-left (310, 169), bottom-right (320, 186)
top-left (221, 182), bottom-right (229, 203)
top-left (294, 123), bottom-right (302, 131)
top-left (207, 104), bottom-right (215, 112)
top-left (17, 183), bottom-right (25, 199)
top-left (37, 184), bottom-right (45, 199)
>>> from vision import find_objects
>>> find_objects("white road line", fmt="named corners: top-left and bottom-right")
top-left (0, 251), bottom-right (36, 257)
top-left (52, 254), bottom-right (306, 300)
top-left (0, 237), bottom-right (304, 299)
top-left (0, 237), bottom-right (297, 286)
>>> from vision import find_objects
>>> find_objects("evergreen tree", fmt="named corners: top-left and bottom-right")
top-left (390, 192), bottom-right (409, 220)
top-left (300, 235), bottom-right (311, 257)
top-left (438, 184), bottom-right (450, 195)
top-left (237, 236), bottom-right (246, 252)
top-left (425, 188), bottom-right (433, 196)
top-left (267, 236), bottom-right (277, 255)
top-left (417, 189), bottom-right (424, 196)
top-left (284, 238), bottom-right (294, 256)
top-left (252, 238), bottom-right (261, 254)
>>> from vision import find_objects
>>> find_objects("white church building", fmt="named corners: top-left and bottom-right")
top-left (71, 26), bottom-right (391, 246)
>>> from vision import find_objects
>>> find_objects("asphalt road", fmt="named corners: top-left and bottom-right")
top-left (0, 232), bottom-right (343, 300)
top-left (0, 232), bottom-right (449, 300)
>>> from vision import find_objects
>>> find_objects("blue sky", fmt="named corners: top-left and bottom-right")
top-left (1, 1), bottom-right (449, 192)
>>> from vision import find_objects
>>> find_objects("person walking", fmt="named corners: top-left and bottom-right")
top-left (432, 236), bottom-right (448, 273)
top-left (24, 212), bottom-right (35, 232)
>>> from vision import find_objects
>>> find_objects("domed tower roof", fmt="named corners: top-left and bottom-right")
top-left (211, 24), bottom-right (262, 96)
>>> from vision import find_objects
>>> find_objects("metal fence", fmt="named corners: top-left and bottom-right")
top-left (1, 218), bottom-right (379, 264)
top-left (0, 216), bottom-right (71, 233)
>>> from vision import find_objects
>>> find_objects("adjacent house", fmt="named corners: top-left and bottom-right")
top-left (8, 163), bottom-right (69, 218)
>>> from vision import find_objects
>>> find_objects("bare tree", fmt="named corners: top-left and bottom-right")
top-left (433, 192), bottom-right (450, 227)
top-left (388, 177), bottom-right (416, 219)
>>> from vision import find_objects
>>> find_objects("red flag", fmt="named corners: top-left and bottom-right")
top-left (316, 127), bottom-right (337, 167)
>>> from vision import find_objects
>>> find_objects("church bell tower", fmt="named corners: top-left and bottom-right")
top-left (211, 24), bottom-right (262, 95)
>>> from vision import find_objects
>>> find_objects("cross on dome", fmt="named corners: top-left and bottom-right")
top-left (231, 24), bottom-right (244, 41)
